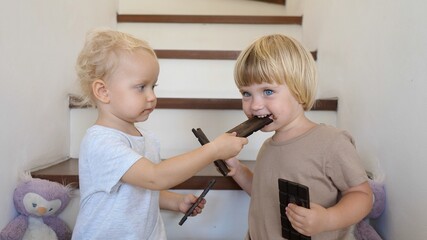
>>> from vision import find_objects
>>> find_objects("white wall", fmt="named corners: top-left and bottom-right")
top-left (0, 0), bottom-right (117, 229)
top-left (303, 1), bottom-right (427, 239)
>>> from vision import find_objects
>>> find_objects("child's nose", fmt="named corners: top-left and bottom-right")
top-left (146, 89), bottom-right (156, 102)
top-left (250, 97), bottom-right (264, 111)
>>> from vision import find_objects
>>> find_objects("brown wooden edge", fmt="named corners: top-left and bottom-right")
top-left (156, 98), bottom-right (242, 110)
top-left (117, 14), bottom-right (302, 25)
top-left (311, 98), bottom-right (338, 111)
top-left (155, 50), bottom-right (317, 61)
top-left (172, 176), bottom-right (242, 190)
top-left (256, 0), bottom-right (286, 5)
top-left (70, 95), bottom-right (337, 111)
top-left (155, 50), bottom-right (240, 60)
top-left (31, 158), bottom-right (80, 188)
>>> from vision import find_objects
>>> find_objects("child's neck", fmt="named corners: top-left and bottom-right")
top-left (272, 117), bottom-right (317, 142)
top-left (95, 118), bottom-right (141, 136)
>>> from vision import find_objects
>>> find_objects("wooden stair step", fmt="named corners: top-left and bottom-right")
top-left (117, 14), bottom-right (302, 25)
top-left (69, 95), bottom-right (337, 111)
top-left (31, 158), bottom-right (255, 190)
top-left (155, 49), bottom-right (317, 60)
top-left (258, 0), bottom-right (286, 4)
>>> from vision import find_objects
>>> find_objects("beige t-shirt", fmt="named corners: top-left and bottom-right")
top-left (246, 124), bottom-right (367, 240)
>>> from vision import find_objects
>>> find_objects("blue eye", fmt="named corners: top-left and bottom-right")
top-left (32, 203), bottom-right (37, 208)
top-left (241, 92), bottom-right (251, 97)
top-left (264, 89), bottom-right (273, 96)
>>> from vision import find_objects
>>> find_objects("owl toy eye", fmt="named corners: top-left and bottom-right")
top-left (49, 208), bottom-right (54, 212)
top-left (32, 203), bottom-right (37, 208)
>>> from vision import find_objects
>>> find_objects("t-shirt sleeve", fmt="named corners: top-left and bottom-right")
top-left (325, 131), bottom-right (368, 191)
top-left (82, 130), bottom-right (142, 193)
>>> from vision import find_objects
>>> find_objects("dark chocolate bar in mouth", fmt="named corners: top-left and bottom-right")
top-left (227, 116), bottom-right (273, 138)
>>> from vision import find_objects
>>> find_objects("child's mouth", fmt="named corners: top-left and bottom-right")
top-left (255, 114), bottom-right (272, 119)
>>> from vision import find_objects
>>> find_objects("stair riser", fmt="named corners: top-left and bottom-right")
top-left (118, 23), bottom-right (302, 50)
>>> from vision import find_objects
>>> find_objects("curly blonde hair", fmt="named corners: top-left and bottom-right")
top-left (75, 28), bottom-right (156, 106)
top-left (234, 34), bottom-right (317, 111)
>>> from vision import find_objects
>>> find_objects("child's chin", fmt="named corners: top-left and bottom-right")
top-left (261, 126), bottom-right (273, 133)
top-left (136, 115), bottom-right (150, 122)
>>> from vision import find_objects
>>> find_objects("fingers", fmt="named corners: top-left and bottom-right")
top-left (191, 204), bottom-right (204, 216)
top-left (286, 203), bottom-right (309, 216)
top-left (189, 197), bottom-right (206, 216)
top-left (225, 167), bottom-right (236, 176)
top-left (285, 204), bottom-right (311, 235)
top-left (224, 157), bottom-right (239, 176)
top-left (211, 133), bottom-right (247, 160)
top-left (227, 132), bottom-right (248, 145)
top-left (285, 203), bottom-right (328, 237)
top-left (240, 136), bottom-right (249, 145)
top-left (286, 203), bottom-right (307, 224)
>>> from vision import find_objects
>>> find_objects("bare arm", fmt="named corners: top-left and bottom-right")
top-left (286, 181), bottom-right (373, 236)
top-left (225, 157), bottom-right (254, 195)
top-left (324, 181), bottom-right (373, 229)
top-left (122, 133), bottom-right (247, 190)
top-left (159, 190), bottom-right (182, 211)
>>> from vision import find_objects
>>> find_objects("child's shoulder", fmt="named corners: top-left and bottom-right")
top-left (316, 123), bottom-right (350, 134)
top-left (84, 125), bottom-right (159, 145)
top-left (314, 124), bottom-right (355, 143)
top-left (86, 125), bottom-right (125, 137)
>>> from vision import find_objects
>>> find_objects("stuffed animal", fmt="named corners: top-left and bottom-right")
top-left (0, 174), bottom-right (73, 240)
top-left (354, 176), bottom-right (386, 240)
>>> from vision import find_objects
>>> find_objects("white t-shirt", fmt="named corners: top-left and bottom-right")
top-left (72, 125), bottom-right (166, 240)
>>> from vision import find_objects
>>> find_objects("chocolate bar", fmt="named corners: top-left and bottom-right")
top-left (278, 178), bottom-right (311, 240)
top-left (179, 179), bottom-right (216, 225)
top-left (192, 116), bottom-right (273, 176)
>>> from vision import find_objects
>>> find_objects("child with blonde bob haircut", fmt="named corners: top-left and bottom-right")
top-left (226, 34), bottom-right (373, 240)
top-left (72, 29), bottom-right (247, 240)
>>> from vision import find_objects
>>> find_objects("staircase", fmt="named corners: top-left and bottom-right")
top-left (70, 0), bottom-right (337, 161)
top-left (33, 0), bottom-right (338, 239)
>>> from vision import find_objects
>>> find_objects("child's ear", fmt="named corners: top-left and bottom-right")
top-left (92, 79), bottom-right (110, 103)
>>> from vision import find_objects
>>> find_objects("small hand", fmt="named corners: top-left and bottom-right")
top-left (285, 202), bottom-right (329, 236)
top-left (211, 132), bottom-right (248, 160)
top-left (179, 194), bottom-right (206, 216)
top-left (224, 157), bottom-right (240, 176)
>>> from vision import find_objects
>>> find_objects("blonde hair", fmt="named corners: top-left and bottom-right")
top-left (234, 34), bottom-right (317, 111)
top-left (75, 28), bottom-right (157, 106)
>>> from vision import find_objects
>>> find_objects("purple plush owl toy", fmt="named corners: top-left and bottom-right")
top-left (0, 174), bottom-right (73, 240)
